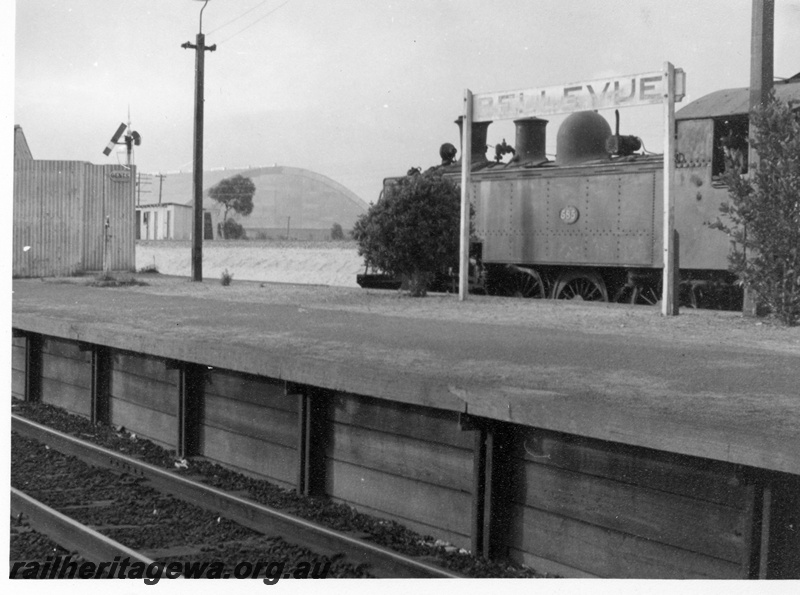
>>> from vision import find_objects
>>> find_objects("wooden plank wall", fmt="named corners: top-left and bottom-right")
top-left (200, 369), bottom-right (298, 488)
top-left (9, 331), bottom-right (800, 578)
top-left (108, 351), bottom-right (178, 448)
top-left (503, 426), bottom-right (755, 578)
top-left (323, 392), bottom-right (474, 548)
top-left (12, 336), bottom-right (27, 400)
top-left (13, 160), bottom-right (135, 277)
top-left (82, 165), bottom-right (136, 271)
top-left (40, 338), bottom-right (92, 418)
top-left (13, 160), bottom-right (85, 277)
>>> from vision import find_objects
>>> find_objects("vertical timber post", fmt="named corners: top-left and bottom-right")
top-left (24, 333), bottom-right (43, 403)
top-left (91, 347), bottom-right (110, 425)
top-left (672, 231), bottom-right (680, 311)
top-left (758, 482), bottom-right (773, 579)
top-left (458, 89), bottom-right (473, 301)
top-left (80, 343), bottom-right (110, 425)
top-left (743, 0), bottom-right (775, 316)
top-left (470, 427), bottom-right (488, 556)
top-left (170, 361), bottom-right (202, 459)
top-left (661, 61), bottom-right (678, 316)
top-left (461, 413), bottom-right (512, 559)
top-left (294, 384), bottom-right (327, 497)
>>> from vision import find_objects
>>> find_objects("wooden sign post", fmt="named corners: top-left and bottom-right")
top-left (661, 62), bottom-right (678, 316)
top-left (458, 91), bottom-right (473, 301)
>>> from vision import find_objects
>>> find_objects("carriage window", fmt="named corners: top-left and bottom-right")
top-left (712, 116), bottom-right (749, 177)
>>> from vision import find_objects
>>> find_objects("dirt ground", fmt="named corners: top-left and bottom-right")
top-left (131, 240), bottom-right (800, 355)
top-left (53, 271), bottom-right (800, 358)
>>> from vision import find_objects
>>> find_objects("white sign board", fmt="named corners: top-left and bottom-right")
top-left (472, 70), bottom-right (685, 121)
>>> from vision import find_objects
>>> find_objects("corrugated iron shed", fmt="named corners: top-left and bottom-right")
top-left (676, 80), bottom-right (800, 120)
top-left (14, 125), bottom-right (33, 160)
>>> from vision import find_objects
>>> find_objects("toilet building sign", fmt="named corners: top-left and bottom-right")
top-left (108, 170), bottom-right (131, 182)
top-left (472, 69), bottom-right (685, 121)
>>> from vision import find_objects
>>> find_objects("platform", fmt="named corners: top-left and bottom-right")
top-left (11, 276), bottom-right (800, 476)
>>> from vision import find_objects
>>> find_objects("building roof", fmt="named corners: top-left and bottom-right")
top-left (146, 165), bottom-right (368, 231)
top-left (136, 202), bottom-right (193, 209)
top-left (676, 80), bottom-right (800, 120)
top-left (14, 125), bottom-right (33, 160)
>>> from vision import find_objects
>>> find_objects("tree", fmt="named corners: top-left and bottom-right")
top-left (352, 167), bottom-right (464, 297)
top-left (710, 91), bottom-right (800, 325)
top-left (209, 175), bottom-right (255, 238)
top-left (330, 222), bottom-right (344, 241)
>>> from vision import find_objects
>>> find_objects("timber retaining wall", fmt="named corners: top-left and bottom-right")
top-left (10, 330), bottom-right (800, 579)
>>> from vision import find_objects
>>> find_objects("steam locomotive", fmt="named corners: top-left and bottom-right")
top-left (359, 77), bottom-right (800, 308)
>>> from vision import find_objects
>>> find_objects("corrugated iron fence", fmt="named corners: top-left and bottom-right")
top-left (14, 160), bottom-right (135, 277)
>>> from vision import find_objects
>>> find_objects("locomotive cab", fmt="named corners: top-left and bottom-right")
top-left (712, 115), bottom-right (749, 177)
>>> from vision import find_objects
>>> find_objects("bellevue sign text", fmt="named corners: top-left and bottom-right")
top-left (472, 70), bottom-right (686, 121)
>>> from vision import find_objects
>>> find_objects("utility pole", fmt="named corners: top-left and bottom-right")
top-left (182, 0), bottom-right (216, 282)
top-left (749, 0), bottom-right (774, 136)
top-left (156, 173), bottom-right (167, 205)
top-left (744, 0), bottom-right (774, 316)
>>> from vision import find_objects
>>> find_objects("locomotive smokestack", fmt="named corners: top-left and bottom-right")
top-left (513, 117), bottom-right (548, 165)
top-left (455, 116), bottom-right (491, 165)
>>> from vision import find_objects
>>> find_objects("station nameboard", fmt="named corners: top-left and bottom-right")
top-left (472, 69), bottom-right (685, 121)
top-left (108, 170), bottom-right (131, 182)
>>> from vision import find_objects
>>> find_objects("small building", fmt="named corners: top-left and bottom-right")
top-left (135, 203), bottom-right (194, 240)
top-left (13, 125), bottom-right (136, 277)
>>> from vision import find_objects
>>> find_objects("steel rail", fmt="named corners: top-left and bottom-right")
top-left (11, 486), bottom-right (158, 570)
top-left (12, 414), bottom-right (462, 578)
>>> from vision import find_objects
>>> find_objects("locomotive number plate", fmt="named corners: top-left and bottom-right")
top-left (559, 205), bottom-right (579, 224)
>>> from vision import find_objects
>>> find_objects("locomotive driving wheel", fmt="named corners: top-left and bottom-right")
top-left (506, 266), bottom-right (547, 298)
top-left (614, 283), bottom-right (661, 306)
top-left (552, 270), bottom-right (608, 301)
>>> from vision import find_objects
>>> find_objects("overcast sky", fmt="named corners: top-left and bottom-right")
top-left (8, 0), bottom-right (800, 203)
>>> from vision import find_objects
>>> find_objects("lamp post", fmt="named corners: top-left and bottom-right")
top-left (182, 0), bottom-right (216, 282)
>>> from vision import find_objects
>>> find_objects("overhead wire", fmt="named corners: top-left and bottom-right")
top-left (205, 0), bottom-right (273, 35)
top-left (211, 0), bottom-right (293, 45)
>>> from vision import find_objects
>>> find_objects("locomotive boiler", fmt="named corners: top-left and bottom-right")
top-left (362, 76), bottom-right (800, 308)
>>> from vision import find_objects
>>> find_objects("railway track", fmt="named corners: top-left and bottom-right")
top-left (11, 487), bottom-right (158, 577)
top-left (11, 414), bottom-right (463, 579)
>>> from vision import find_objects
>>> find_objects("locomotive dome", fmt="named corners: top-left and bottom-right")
top-left (555, 111), bottom-right (612, 166)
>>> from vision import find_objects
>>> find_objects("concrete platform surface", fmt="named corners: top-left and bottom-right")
top-left (11, 276), bottom-right (800, 475)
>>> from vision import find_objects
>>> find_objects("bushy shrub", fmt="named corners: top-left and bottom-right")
top-left (352, 168), bottom-right (465, 297)
top-left (221, 218), bottom-right (247, 240)
top-left (137, 263), bottom-right (159, 274)
top-left (330, 222), bottom-right (344, 241)
top-left (710, 92), bottom-right (800, 325)
top-left (220, 269), bottom-right (233, 286)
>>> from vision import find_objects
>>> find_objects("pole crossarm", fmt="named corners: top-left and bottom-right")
top-left (181, 41), bottom-right (217, 52)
